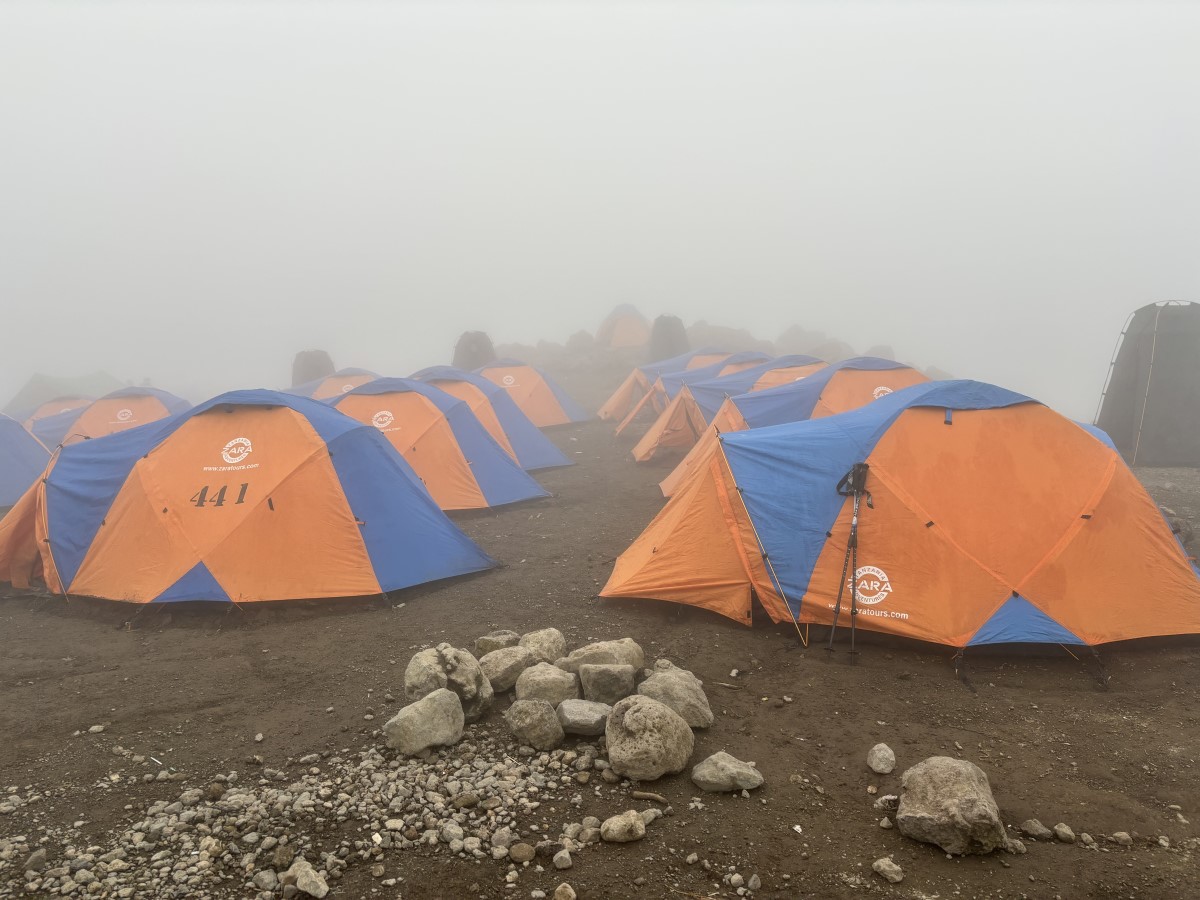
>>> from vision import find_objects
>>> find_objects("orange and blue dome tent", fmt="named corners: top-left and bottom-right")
top-left (603, 380), bottom-right (1200, 651)
top-left (289, 368), bottom-right (381, 401)
top-left (613, 351), bottom-right (773, 437)
top-left (0, 416), bottom-right (49, 509)
top-left (659, 357), bottom-right (931, 497)
top-left (21, 396), bottom-right (93, 432)
top-left (597, 348), bottom-right (733, 422)
top-left (0, 391), bottom-right (495, 603)
top-left (631, 355), bottom-right (827, 462)
top-left (475, 360), bottom-right (590, 428)
top-left (596, 304), bottom-right (651, 349)
top-left (410, 366), bottom-right (571, 471)
top-left (327, 378), bottom-right (550, 511)
top-left (32, 387), bottom-right (191, 448)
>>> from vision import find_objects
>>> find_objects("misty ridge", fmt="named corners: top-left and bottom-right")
top-left (1, 1), bottom-right (1197, 420)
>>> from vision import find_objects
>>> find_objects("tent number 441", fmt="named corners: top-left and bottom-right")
top-left (190, 483), bottom-right (251, 508)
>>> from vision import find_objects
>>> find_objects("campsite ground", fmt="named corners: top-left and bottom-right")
top-left (1, 368), bottom-right (1198, 900)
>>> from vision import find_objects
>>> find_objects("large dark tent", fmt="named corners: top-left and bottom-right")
top-left (1096, 301), bottom-right (1200, 466)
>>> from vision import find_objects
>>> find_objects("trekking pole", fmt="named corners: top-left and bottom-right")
top-left (827, 463), bottom-right (871, 655)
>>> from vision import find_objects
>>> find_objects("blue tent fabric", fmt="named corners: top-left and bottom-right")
top-left (33, 387), bottom-right (192, 448)
top-left (655, 352), bottom-right (774, 402)
top-left (635, 347), bottom-right (726, 381)
top-left (410, 366), bottom-right (571, 470)
top-left (732, 357), bottom-right (913, 428)
top-left (41, 389), bottom-right (496, 599)
top-left (720, 380), bottom-right (1037, 618)
top-left (479, 359), bottom-right (591, 424)
top-left (156, 561), bottom-right (230, 604)
top-left (967, 595), bottom-right (1086, 646)
top-left (687, 355), bottom-right (824, 421)
top-left (286, 368), bottom-right (380, 399)
top-left (330, 378), bottom-right (550, 507)
top-left (0, 416), bottom-right (50, 507)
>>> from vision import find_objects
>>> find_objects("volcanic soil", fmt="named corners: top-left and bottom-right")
top-left (1, 368), bottom-right (1198, 899)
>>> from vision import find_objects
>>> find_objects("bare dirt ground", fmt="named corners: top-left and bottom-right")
top-left (1, 367), bottom-right (1198, 899)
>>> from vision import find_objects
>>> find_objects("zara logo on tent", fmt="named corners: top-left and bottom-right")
top-left (221, 437), bottom-right (253, 465)
top-left (341, 384), bottom-right (355, 393)
top-left (851, 565), bottom-right (893, 604)
top-left (372, 410), bottom-right (395, 430)
top-left (872, 386), bottom-right (894, 400)
top-left (502, 375), bottom-right (517, 386)
top-left (116, 408), bottom-right (134, 422)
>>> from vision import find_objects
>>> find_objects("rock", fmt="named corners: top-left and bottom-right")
top-left (23, 849), bottom-right (47, 872)
top-left (600, 810), bottom-right (647, 843)
top-left (691, 751), bottom-right (764, 792)
top-left (636, 660), bottom-right (713, 728)
top-left (867, 743), bottom-right (896, 775)
top-left (505, 699), bottom-right (565, 750)
top-left (606, 695), bottom-right (695, 781)
top-left (284, 858), bottom-right (328, 899)
top-left (518, 628), bottom-right (567, 663)
top-left (554, 638), bottom-right (645, 673)
top-left (88, 724), bottom-right (105, 734)
top-left (579, 663), bottom-right (638, 705)
top-left (748, 874), bottom-right (761, 891)
top-left (895, 756), bottom-right (1010, 855)
top-left (383, 688), bottom-right (465, 755)
top-left (1080, 832), bottom-right (1096, 847)
top-left (872, 857), bottom-right (904, 883)
top-left (1113, 831), bottom-right (1133, 846)
top-left (1053, 823), bottom-right (1076, 844)
top-left (553, 849), bottom-right (573, 870)
top-left (475, 630), bottom-right (521, 656)
top-left (1020, 819), bottom-right (1054, 840)
top-left (479, 646), bottom-right (536, 693)
top-left (515, 663), bottom-right (580, 707)
top-left (253, 870), bottom-right (279, 891)
top-left (556, 700), bottom-right (612, 736)
top-left (509, 843), bottom-right (536, 863)
top-left (403, 643), bottom-right (494, 722)
top-left (554, 884), bottom-right (577, 900)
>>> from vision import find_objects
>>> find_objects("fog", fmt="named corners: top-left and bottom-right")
top-left (2, 0), bottom-right (1197, 419)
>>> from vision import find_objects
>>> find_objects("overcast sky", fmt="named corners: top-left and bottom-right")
top-left (2, 0), bottom-right (1197, 417)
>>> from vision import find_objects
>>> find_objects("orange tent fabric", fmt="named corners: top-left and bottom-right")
top-left (22, 396), bottom-right (92, 431)
top-left (604, 380), bottom-right (1200, 649)
top-left (596, 304), bottom-right (651, 349)
top-left (329, 380), bottom-right (549, 511)
top-left (631, 360), bottom-right (827, 462)
top-left (659, 360), bottom-right (931, 497)
top-left (31, 388), bottom-right (191, 447)
top-left (476, 360), bottom-right (590, 427)
top-left (0, 391), bottom-right (495, 603)
top-left (597, 349), bottom-right (733, 422)
top-left (658, 398), bottom-right (749, 497)
top-left (613, 353), bottom-right (771, 437)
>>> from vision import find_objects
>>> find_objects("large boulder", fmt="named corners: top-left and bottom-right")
top-left (515, 663), bottom-right (580, 707)
top-left (579, 663), bottom-right (637, 705)
top-left (479, 646), bottom-right (536, 693)
top-left (519, 628), bottom-right (567, 664)
top-left (475, 630), bottom-right (521, 657)
top-left (383, 689), bottom-right (465, 756)
top-left (504, 699), bottom-right (564, 751)
top-left (554, 638), bottom-right (645, 674)
top-left (556, 700), bottom-right (611, 736)
top-left (605, 695), bottom-right (694, 781)
top-left (691, 751), bottom-right (764, 792)
top-left (403, 643), bottom-right (494, 722)
top-left (895, 757), bottom-right (1011, 855)
top-left (636, 660), bottom-right (713, 728)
